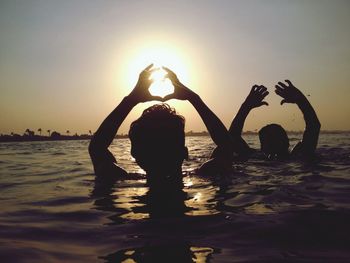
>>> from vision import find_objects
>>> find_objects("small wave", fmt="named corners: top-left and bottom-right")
top-left (0, 182), bottom-right (19, 190)
top-left (1, 135), bottom-right (350, 262)
top-left (51, 152), bottom-right (66, 156)
top-left (17, 151), bottom-right (32, 155)
top-left (28, 196), bottom-right (91, 207)
top-left (68, 167), bottom-right (84, 172)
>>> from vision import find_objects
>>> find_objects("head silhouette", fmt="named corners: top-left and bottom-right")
top-left (129, 104), bottom-right (188, 176)
top-left (258, 124), bottom-right (289, 158)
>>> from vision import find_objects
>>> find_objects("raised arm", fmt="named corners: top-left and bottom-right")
top-left (229, 85), bottom-right (269, 157)
top-left (89, 64), bottom-right (162, 177)
top-left (275, 80), bottom-right (321, 156)
top-left (163, 67), bottom-right (233, 172)
top-left (163, 67), bottom-right (231, 149)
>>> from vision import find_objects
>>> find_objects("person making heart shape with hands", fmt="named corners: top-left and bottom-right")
top-left (89, 64), bottom-right (233, 186)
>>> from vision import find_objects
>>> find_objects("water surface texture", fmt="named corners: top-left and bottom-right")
top-left (0, 134), bottom-right (349, 262)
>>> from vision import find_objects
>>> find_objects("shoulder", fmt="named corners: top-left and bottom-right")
top-left (290, 141), bottom-right (309, 157)
top-left (234, 148), bottom-right (259, 161)
top-left (290, 141), bottom-right (317, 161)
top-left (197, 156), bottom-right (237, 176)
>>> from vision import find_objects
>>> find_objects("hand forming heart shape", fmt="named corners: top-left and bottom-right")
top-left (149, 68), bottom-right (175, 98)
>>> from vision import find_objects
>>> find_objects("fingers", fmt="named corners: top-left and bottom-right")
top-left (248, 81), bottom-right (300, 106)
top-left (162, 66), bottom-right (176, 77)
top-left (163, 94), bottom-right (174, 101)
top-left (149, 67), bottom-right (160, 73)
top-left (258, 85), bottom-right (267, 92)
top-left (275, 88), bottom-right (283, 97)
top-left (277, 81), bottom-right (288, 89)
top-left (285, 79), bottom-right (293, 86)
top-left (140, 64), bottom-right (155, 78)
top-left (251, 85), bottom-right (259, 92)
top-left (251, 85), bottom-right (268, 96)
top-left (144, 63), bottom-right (154, 71)
top-left (275, 84), bottom-right (284, 93)
top-left (252, 84), bottom-right (266, 91)
top-left (162, 67), bottom-right (180, 85)
top-left (262, 90), bottom-right (269, 98)
top-left (150, 95), bottom-right (164, 101)
top-left (277, 80), bottom-right (295, 89)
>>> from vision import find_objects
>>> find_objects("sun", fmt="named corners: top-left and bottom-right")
top-left (149, 68), bottom-right (174, 98)
top-left (124, 44), bottom-right (190, 98)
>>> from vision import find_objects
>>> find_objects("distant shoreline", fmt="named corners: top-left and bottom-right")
top-left (0, 130), bottom-right (348, 143)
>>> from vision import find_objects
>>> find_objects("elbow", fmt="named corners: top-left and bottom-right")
top-left (306, 118), bottom-right (321, 133)
top-left (88, 140), bottom-right (95, 157)
top-left (315, 119), bottom-right (321, 132)
top-left (88, 134), bottom-right (106, 159)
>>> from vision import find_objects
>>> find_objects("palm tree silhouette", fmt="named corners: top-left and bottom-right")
top-left (66, 130), bottom-right (70, 136)
top-left (25, 129), bottom-right (34, 137)
top-left (38, 128), bottom-right (42, 136)
top-left (47, 129), bottom-right (51, 136)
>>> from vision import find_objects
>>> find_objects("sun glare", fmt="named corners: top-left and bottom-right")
top-left (149, 68), bottom-right (174, 98)
top-left (124, 44), bottom-right (190, 98)
top-left (150, 67), bottom-right (167, 82)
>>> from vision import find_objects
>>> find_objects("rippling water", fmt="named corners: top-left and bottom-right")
top-left (0, 133), bottom-right (349, 262)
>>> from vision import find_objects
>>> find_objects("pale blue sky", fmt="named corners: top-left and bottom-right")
top-left (1, 0), bottom-right (349, 134)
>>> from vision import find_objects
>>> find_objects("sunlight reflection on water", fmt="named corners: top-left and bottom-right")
top-left (0, 133), bottom-right (350, 262)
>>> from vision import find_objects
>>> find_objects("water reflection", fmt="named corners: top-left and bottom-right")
top-left (102, 244), bottom-right (217, 263)
top-left (92, 175), bottom-right (221, 262)
top-left (91, 173), bottom-right (220, 221)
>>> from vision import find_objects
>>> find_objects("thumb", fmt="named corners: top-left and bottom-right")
top-left (280, 99), bottom-right (287, 105)
top-left (163, 94), bottom-right (175, 101)
top-left (150, 95), bottom-right (164, 101)
top-left (260, 101), bottom-right (269, 106)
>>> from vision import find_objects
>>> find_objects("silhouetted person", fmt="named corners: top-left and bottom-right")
top-left (89, 65), bottom-right (233, 217)
top-left (230, 80), bottom-right (320, 160)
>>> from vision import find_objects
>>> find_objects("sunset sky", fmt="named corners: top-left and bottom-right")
top-left (1, 0), bottom-right (349, 135)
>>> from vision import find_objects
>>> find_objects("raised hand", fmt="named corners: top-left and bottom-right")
top-left (243, 85), bottom-right (269, 109)
top-left (128, 64), bottom-right (163, 103)
top-left (160, 67), bottom-right (233, 171)
top-left (162, 66), bottom-right (196, 101)
top-left (275, 80), bottom-right (305, 105)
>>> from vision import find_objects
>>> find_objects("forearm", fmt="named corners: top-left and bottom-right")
top-left (229, 102), bottom-right (251, 136)
top-left (297, 97), bottom-right (321, 130)
top-left (89, 96), bottom-right (136, 152)
top-left (189, 94), bottom-right (232, 149)
top-left (296, 97), bottom-right (321, 153)
top-left (227, 102), bottom-right (253, 156)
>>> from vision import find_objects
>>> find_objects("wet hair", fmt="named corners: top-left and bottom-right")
top-left (258, 124), bottom-right (289, 157)
top-left (129, 104), bottom-right (186, 172)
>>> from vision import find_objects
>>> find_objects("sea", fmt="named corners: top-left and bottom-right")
top-left (0, 133), bottom-right (349, 262)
